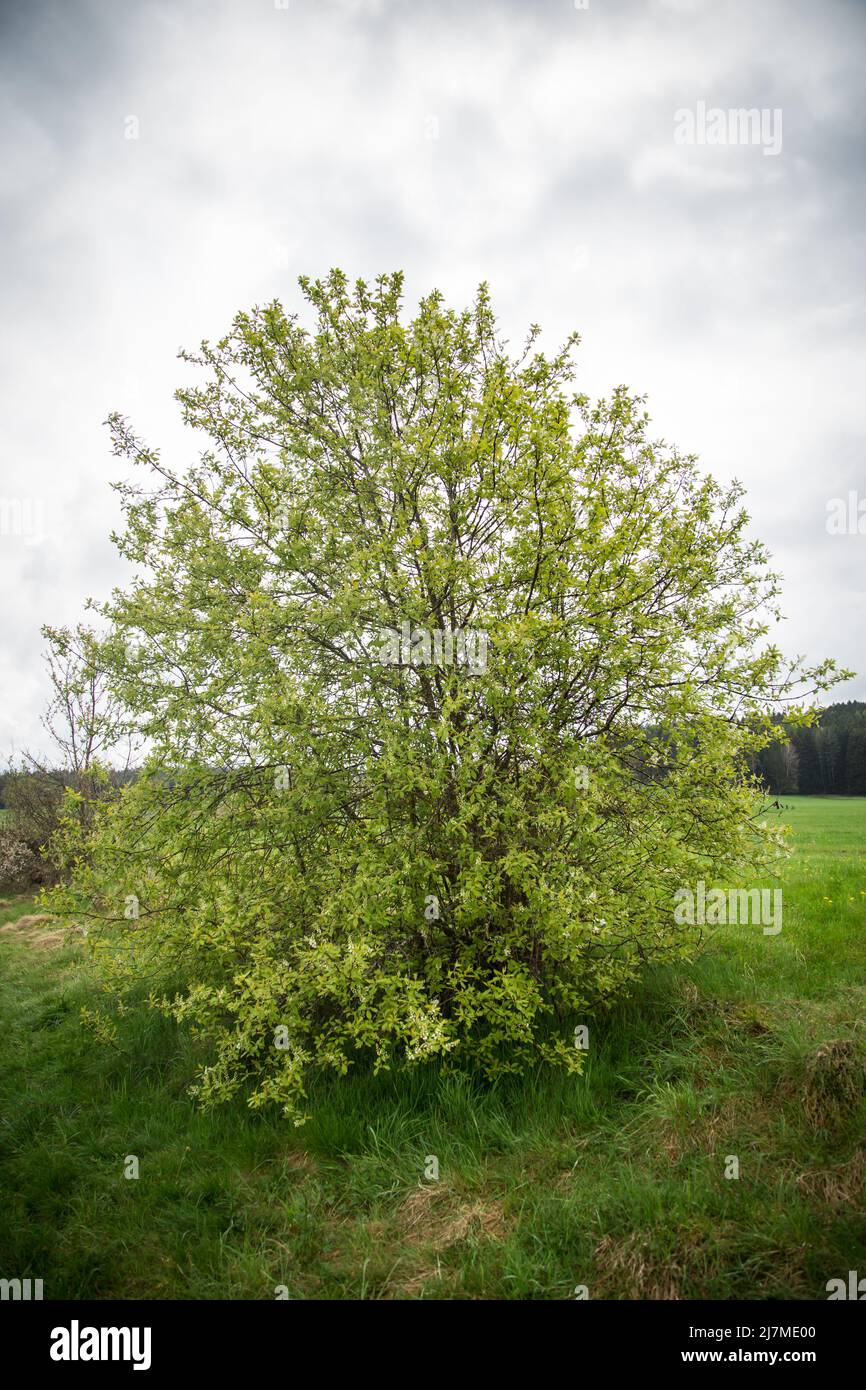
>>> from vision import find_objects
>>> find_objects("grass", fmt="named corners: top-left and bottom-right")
top-left (0, 796), bottom-right (864, 1300)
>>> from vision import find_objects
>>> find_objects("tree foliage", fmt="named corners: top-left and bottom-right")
top-left (49, 272), bottom-right (844, 1119)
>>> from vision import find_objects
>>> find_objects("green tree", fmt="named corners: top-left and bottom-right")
top-left (50, 272), bottom-right (844, 1119)
top-left (815, 726), bottom-right (840, 793)
top-left (846, 729), bottom-right (866, 795)
top-left (780, 740), bottom-right (800, 795)
top-left (757, 739), bottom-right (787, 794)
top-left (791, 726), bottom-right (822, 793)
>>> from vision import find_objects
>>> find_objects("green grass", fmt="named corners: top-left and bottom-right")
top-left (1, 796), bottom-right (865, 1300)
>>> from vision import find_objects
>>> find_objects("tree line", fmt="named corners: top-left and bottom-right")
top-left (751, 701), bottom-right (866, 796)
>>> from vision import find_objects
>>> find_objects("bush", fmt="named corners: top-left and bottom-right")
top-left (0, 828), bottom-right (42, 891)
top-left (2, 769), bottom-right (65, 872)
top-left (49, 272), bottom-right (842, 1121)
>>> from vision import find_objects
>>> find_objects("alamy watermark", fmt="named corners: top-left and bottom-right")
top-left (50, 1322), bottom-right (152, 1370)
top-left (826, 491), bottom-right (866, 535)
top-left (1, 1277), bottom-right (43, 1300)
top-left (375, 619), bottom-right (488, 674)
top-left (826, 1271), bottom-right (866, 1299)
top-left (0, 497), bottom-right (44, 544)
top-left (673, 880), bottom-right (782, 935)
top-left (674, 101), bottom-right (782, 157)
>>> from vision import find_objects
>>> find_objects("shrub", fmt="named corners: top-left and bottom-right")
top-left (0, 828), bottom-right (42, 891)
top-left (48, 272), bottom-right (843, 1120)
top-left (2, 769), bottom-right (65, 871)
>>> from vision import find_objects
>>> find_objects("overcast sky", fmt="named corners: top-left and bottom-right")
top-left (1, 0), bottom-right (864, 758)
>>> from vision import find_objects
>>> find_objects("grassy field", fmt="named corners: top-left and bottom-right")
top-left (0, 796), bottom-right (864, 1300)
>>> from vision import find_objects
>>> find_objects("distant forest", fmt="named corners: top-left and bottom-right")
top-left (749, 701), bottom-right (866, 796)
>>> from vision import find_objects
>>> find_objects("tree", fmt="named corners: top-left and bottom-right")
top-left (50, 271), bottom-right (844, 1119)
top-left (814, 726), bottom-right (840, 793)
top-left (846, 729), bottom-right (866, 795)
top-left (756, 738), bottom-right (787, 794)
top-left (38, 623), bottom-right (133, 795)
top-left (5, 624), bottom-right (135, 874)
top-left (791, 725), bottom-right (822, 794)
top-left (780, 740), bottom-right (800, 795)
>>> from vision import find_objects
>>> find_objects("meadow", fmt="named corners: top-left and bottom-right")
top-left (0, 796), bottom-right (863, 1300)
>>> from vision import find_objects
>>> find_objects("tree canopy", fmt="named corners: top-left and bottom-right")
top-left (49, 271), bottom-right (844, 1119)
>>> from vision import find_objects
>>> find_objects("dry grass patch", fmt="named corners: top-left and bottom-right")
top-left (388, 1262), bottom-right (445, 1298)
top-left (0, 912), bottom-right (53, 932)
top-left (796, 1147), bottom-right (866, 1210)
top-left (593, 1232), bottom-right (683, 1300)
top-left (643, 1090), bottom-right (756, 1167)
top-left (803, 1040), bottom-right (865, 1130)
top-left (398, 1183), bottom-right (508, 1251)
top-left (0, 913), bottom-right (83, 950)
top-left (371, 1186), bottom-right (508, 1299)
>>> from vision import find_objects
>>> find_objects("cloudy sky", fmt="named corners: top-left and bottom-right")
top-left (1, 0), bottom-right (864, 757)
